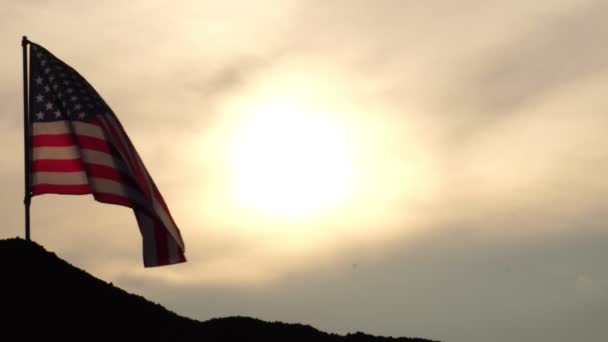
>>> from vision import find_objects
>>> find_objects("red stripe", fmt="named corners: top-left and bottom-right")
top-left (32, 133), bottom-right (111, 154)
top-left (89, 118), bottom-right (103, 127)
top-left (93, 192), bottom-right (158, 223)
top-left (32, 159), bottom-right (84, 172)
top-left (75, 135), bottom-right (111, 153)
top-left (154, 225), bottom-right (169, 266)
top-left (93, 192), bottom-right (132, 207)
top-left (86, 164), bottom-right (123, 182)
top-left (32, 183), bottom-right (91, 195)
top-left (32, 134), bottom-right (75, 147)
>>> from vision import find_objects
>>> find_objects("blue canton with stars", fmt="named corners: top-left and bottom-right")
top-left (29, 43), bottom-right (110, 123)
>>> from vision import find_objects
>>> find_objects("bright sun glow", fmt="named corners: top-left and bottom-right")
top-left (229, 101), bottom-right (357, 217)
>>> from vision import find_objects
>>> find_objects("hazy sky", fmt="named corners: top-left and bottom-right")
top-left (2, 1), bottom-right (608, 341)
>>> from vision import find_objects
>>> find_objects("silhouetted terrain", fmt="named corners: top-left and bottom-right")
top-left (0, 238), bottom-right (438, 341)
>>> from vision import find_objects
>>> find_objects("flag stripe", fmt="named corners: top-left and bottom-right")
top-left (74, 135), bottom-right (112, 153)
top-left (33, 134), bottom-right (111, 154)
top-left (32, 121), bottom-right (72, 135)
top-left (95, 192), bottom-right (135, 207)
top-left (135, 212), bottom-right (159, 267)
top-left (33, 159), bottom-right (84, 172)
top-left (72, 121), bottom-right (106, 139)
top-left (32, 134), bottom-right (76, 147)
top-left (154, 224), bottom-right (170, 266)
top-left (80, 149), bottom-right (121, 168)
top-left (33, 146), bottom-right (80, 160)
top-left (86, 164), bottom-right (125, 182)
top-left (33, 121), bottom-right (105, 140)
top-left (33, 161), bottom-right (128, 184)
top-left (33, 171), bottom-right (88, 185)
top-left (94, 193), bottom-right (164, 229)
top-left (32, 184), bottom-right (92, 195)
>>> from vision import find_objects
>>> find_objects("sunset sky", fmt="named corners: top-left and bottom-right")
top-left (1, 1), bottom-right (608, 341)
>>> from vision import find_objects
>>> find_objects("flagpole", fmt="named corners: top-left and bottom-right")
top-left (22, 36), bottom-right (31, 242)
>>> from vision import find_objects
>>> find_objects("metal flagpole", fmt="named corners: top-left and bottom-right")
top-left (22, 36), bottom-right (31, 242)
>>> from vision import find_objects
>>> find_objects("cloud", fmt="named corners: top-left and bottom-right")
top-left (467, 0), bottom-right (608, 115)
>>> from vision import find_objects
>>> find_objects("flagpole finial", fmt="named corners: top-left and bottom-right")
top-left (22, 36), bottom-right (28, 46)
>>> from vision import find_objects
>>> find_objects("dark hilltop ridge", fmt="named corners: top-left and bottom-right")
top-left (0, 238), bottom-right (438, 342)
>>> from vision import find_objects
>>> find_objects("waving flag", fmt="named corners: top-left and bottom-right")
top-left (28, 42), bottom-right (186, 267)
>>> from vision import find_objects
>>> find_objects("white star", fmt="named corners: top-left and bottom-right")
top-left (40, 59), bottom-right (46, 66)
top-left (35, 77), bottom-right (43, 85)
top-left (67, 88), bottom-right (73, 94)
top-left (44, 85), bottom-right (50, 92)
top-left (74, 104), bottom-right (82, 110)
top-left (35, 94), bottom-right (44, 102)
top-left (49, 75), bottom-right (55, 82)
top-left (44, 67), bottom-right (51, 74)
top-left (54, 110), bottom-right (62, 118)
top-left (78, 112), bottom-right (86, 119)
top-left (71, 96), bottom-right (78, 101)
top-left (36, 112), bottom-right (45, 120)
top-left (45, 102), bottom-right (53, 110)
top-left (36, 52), bottom-right (42, 58)
top-left (63, 80), bottom-right (70, 85)
top-left (57, 93), bottom-right (63, 99)
top-left (52, 84), bottom-right (58, 90)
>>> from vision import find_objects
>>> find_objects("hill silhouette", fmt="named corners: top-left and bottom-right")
top-left (0, 238), bottom-right (438, 341)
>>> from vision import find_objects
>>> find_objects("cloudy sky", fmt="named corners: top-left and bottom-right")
top-left (2, 1), bottom-right (608, 341)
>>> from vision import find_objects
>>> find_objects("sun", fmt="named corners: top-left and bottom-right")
top-left (228, 100), bottom-right (357, 217)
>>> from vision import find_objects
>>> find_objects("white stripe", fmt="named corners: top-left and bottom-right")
top-left (72, 122), bottom-right (106, 139)
top-left (80, 149), bottom-right (120, 168)
top-left (33, 171), bottom-right (88, 185)
top-left (32, 121), bottom-right (105, 140)
top-left (33, 146), bottom-right (80, 160)
top-left (32, 121), bottom-right (71, 135)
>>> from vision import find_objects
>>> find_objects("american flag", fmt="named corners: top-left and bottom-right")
top-left (28, 42), bottom-right (186, 267)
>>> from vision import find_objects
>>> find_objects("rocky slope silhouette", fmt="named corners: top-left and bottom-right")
top-left (0, 238), bottom-right (437, 341)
